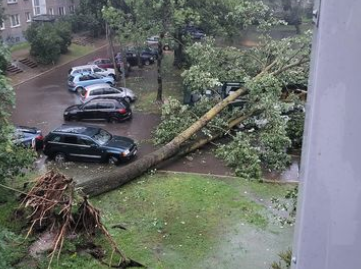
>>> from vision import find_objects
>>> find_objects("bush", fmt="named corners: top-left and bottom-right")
top-left (25, 21), bottom-right (72, 64)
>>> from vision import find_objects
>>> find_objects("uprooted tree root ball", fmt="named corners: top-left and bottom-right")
top-left (22, 170), bottom-right (144, 269)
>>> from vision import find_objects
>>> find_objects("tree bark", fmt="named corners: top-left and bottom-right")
top-left (156, 36), bottom-right (164, 102)
top-left (77, 87), bottom-right (247, 197)
top-left (106, 24), bottom-right (122, 82)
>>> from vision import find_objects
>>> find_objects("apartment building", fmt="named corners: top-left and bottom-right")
top-left (1, 0), bottom-right (79, 44)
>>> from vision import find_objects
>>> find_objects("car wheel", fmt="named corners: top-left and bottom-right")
top-left (108, 116), bottom-right (119, 123)
top-left (108, 156), bottom-right (119, 165)
top-left (144, 60), bottom-right (150, 66)
top-left (54, 152), bottom-right (66, 164)
top-left (76, 87), bottom-right (84, 95)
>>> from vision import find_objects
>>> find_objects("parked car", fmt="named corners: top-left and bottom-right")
top-left (80, 83), bottom-right (136, 104)
top-left (67, 73), bottom-right (115, 93)
top-left (43, 125), bottom-right (137, 164)
top-left (63, 98), bottom-right (132, 122)
top-left (126, 49), bottom-right (155, 66)
top-left (87, 58), bottom-right (130, 75)
top-left (182, 26), bottom-right (206, 40)
top-left (145, 35), bottom-right (171, 50)
top-left (68, 65), bottom-right (115, 79)
top-left (142, 47), bottom-right (159, 60)
top-left (12, 126), bottom-right (43, 151)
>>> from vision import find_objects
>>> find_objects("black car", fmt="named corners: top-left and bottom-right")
top-left (126, 50), bottom-right (155, 66)
top-left (12, 126), bottom-right (44, 151)
top-left (182, 26), bottom-right (206, 40)
top-left (63, 98), bottom-right (132, 122)
top-left (43, 125), bottom-right (137, 164)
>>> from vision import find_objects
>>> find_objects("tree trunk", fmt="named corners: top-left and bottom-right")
top-left (156, 36), bottom-right (164, 102)
top-left (173, 31), bottom-right (184, 68)
top-left (106, 24), bottom-right (122, 82)
top-left (77, 87), bottom-right (247, 197)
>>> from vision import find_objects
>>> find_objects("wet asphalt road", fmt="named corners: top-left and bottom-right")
top-left (10, 47), bottom-right (237, 181)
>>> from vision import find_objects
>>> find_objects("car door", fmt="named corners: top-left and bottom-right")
top-left (97, 101), bottom-right (115, 120)
top-left (75, 137), bottom-right (103, 161)
top-left (104, 88), bottom-right (122, 99)
top-left (81, 101), bottom-right (98, 120)
top-left (62, 135), bottom-right (81, 160)
top-left (84, 74), bottom-right (99, 87)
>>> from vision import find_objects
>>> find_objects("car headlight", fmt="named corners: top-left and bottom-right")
top-left (121, 149), bottom-right (130, 157)
top-left (150, 57), bottom-right (154, 61)
top-left (64, 112), bottom-right (69, 115)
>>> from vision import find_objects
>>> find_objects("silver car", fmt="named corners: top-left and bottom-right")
top-left (80, 83), bottom-right (136, 104)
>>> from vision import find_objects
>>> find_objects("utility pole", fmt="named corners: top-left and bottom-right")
top-left (292, 0), bottom-right (361, 268)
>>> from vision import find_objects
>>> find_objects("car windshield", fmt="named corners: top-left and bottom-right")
top-left (91, 129), bottom-right (112, 145)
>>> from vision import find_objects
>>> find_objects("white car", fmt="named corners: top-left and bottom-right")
top-left (68, 65), bottom-right (116, 79)
top-left (80, 83), bottom-right (137, 104)
top-left (146, 35), bottom-right (160, 46)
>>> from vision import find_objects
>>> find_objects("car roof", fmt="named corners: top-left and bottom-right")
top-left (15, 126), bottom-right (40, 134)
top-left (84, 83), bottom-right (114, 90)
top-left (71, 65), bottom-right (100, 70)
top-left (87, 98), bottom-right (120, 104)
top-left (52, 125), bottom-right (101, 136)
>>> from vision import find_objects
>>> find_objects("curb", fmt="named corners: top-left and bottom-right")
top-left (157, 169), bottom-right (299, 184)
top-left (12, 43), bottom-right (108, 88)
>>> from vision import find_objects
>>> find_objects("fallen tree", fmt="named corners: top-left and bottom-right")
top-left (77, 17), bottom-right (311, 197)
top-left (77, 87), bottom-right (247, 196)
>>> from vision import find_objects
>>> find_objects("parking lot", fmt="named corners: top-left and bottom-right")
top-left (10, 47), bottom-right (234, 181)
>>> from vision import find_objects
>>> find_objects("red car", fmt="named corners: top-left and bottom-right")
top-left (87, 58), bottom-right (130, 75)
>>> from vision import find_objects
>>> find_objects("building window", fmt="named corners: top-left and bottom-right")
top-left (58, 7), bottom-right (65, 16)
top-left (10, 14), bottom-right (20, 28)
top-left (69, 5), bottom-right (75, 14)
top-left (0, 22), bottom-right (5, 30)
top-left (26, 12), bottom-right (31, 22)
top-left (7, 0), bottom-right (18, 4)
top-left (33, 0), bottom-right (41, 15)
top-left (49, 8), bottom-right (54, 15)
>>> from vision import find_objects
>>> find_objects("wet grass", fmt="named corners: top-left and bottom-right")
top-left (57, 44), bottom-right (94, 65)
top-left (10, 42), bottom-right (31, 52)
top-left (127, 53), bottom-right (184, 114)
top-left (0, 172), bottom-right (293, 269)
top-left (85, 173), bottom-right (291, 268)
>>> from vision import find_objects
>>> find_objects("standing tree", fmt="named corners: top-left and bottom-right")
top-left (0, 6), bottom-right (35, 201)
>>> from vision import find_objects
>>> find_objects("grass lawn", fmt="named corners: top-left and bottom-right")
top-left (0, 173), bottom-right (293, 269)
top-left (56, 44), bottom-right (95, 65)
top-left (126, 53), bottom-right (184, 114)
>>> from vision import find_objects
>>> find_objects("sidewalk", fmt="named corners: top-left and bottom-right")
top-left (8, 37), bottom-right (108, 87)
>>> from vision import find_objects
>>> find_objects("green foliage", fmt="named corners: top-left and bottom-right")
top-left (0, 228), bottom-right (27, 268)
top-left (55, 21), bottom-right (72, 54)
top-left (271, 186), bottom-right (298, 226)
top-left (270, 249), bottom-right (292, 269)
top-left (25, 22), bottom-right (72, 64)
top-left (0, 45), bottom-right (35, 202)
top-left (152, 97), bottom-right (230, 145)
top-left (286, 110), bottom-right (305, 149)
top-left (216, 132), bottom-right (262, 180)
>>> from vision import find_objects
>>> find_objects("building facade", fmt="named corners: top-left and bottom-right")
top-left (1, 0), bottom-right (79, 44)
